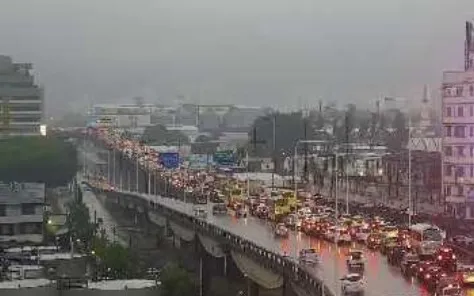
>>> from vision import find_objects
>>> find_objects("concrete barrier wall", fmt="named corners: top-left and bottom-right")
top-left (1, 287), bottom-right (159, 296)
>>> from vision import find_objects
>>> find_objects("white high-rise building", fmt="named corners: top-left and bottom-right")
top-left (442, 21), bottom-right (474, 218)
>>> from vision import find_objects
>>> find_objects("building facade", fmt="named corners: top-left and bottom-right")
top-left (89, 104), bottom-right (153, 128)
top-left (0, 55), bottom-right (44, 136)
top-left (0, 182), bottom-right (45, 244)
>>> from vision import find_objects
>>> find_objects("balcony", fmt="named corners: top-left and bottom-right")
top-left (445, 195), bottom-right (466, 203)
top-left (0, 87), bottom-right (41, 97)
top-left (443, 117), bottom-right (474, 124)
top-left (0, 214), bottom-right (43, 224)
top-left (9, 110), bottom-right (42, 115)
top-left (443, 97), bottom-right (474, 104)
top-left (443, 137), bottom-right (474, 144)
top-left (443, 155), bottom-right (474, 164)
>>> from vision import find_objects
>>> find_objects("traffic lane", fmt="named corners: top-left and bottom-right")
top-left (206, 212), bottom-right (421, 296)
top-left (81, 186), bottom-right (127, 245)
top-left (151, 197), bottom-right (418, 296)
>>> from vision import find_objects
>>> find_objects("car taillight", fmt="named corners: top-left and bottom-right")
top-left (420, 268), bottom-right (423, 272)
top-left (452, 254), bottom-right (456, 259)
top-left (425, 274), bottom-right (431, 279)
top-left (438, 255), bottom-right (443, 260)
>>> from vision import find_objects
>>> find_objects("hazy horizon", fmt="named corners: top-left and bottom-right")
top-left (0, 0), bottom-right (472, 117)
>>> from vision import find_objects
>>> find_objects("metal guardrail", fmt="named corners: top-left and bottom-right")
top-left (86, 183), bottom-right (333, 296)
top-left (80, 135), bottom-right (334, 296)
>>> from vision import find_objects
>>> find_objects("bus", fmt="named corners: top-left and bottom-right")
top-left (409, 223), bottom-right (445, 258)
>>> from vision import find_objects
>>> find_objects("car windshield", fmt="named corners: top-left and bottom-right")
top-left (302, 249), bottom-right (315, 254)
top-left (350, 252), bottom-right (362, 260)
top-left (346, 275), bottom-right (361, 282)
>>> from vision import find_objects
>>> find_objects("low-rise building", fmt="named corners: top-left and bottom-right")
top-left (0, 182), bottom-right (45, 244)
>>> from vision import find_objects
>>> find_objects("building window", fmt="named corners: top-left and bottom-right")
top-left (19, 223), bottom-right (41, 235)
top-left (446, 165), bottom-right (452, 176)
top-left (470, 85), bottom-right (474, 96)
top-left (454, 126), bottom-right (466, 138)
top-left (458, 106), bottom-right (464, 117)
top-left (446, 186), bottom-right (452, 196)
top-left (457, 146), bottom-right (465, 156)
top-left (457, 166), bottom-right (465, 177)
top-left (471, 146), bottom-right (474, 156)
top-left (471, 127), bottom-right (474, 137)
top-left (0, 205), bottom-right (5, 217)
top-left (0, 224), bottom-right (14, 236)
top-left (471, 106), bottom-right (474, 116)
top-left (458, 185), bottom-right (464, 196)
top-left (21, 203), bottom-right (36, 215)
top-left (446, 126), bottom-right (452, 137)
top-left (447, 107), bottom-right (452, 117)
top-left (471, 166), bottom-right (474, 177)
top-left (457, 86), bottom-right (464, 96)
top-left (445, 146), bottom-right (453, 156)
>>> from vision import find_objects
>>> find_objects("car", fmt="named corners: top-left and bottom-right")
top-left (355, 226), bottom-right (371, 243)
top-left (340, 273), bottom-right (364, 296)
top-left (366, 233), bottom-right (383, 249)
top-left (235, 205), bottom-right (247, 218)
top-left (346, 250), bottom-right (365, 273)
top-left (299, 248), bottom-right (319, 265)
top-left (193, 207), bottom-right (208, 219)
top-left (400, 253), bottom-right (420, 277)
top-left (335, 227), bottom-right (352, 244)
top-left (458, 264), bottom-right (474, 285)
top-left (451, 235), bottom-right (474, 246)
top-left (415, 260), bottom-right (436, 280)
top-left (435, 278), bottom-right (462, 296)
top-left (422, 265), bottom-right (447, 290)
top-left (387, 245), bottom-right (406, 266)
top-left (275, 223), bottom-right (289, 238)
top-left (212, 203), bottom-right (227, 215)
top-left (435, 247), bottom-right (457, 272)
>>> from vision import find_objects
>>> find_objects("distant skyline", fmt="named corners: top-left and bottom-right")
top-left (0, 0), bottom-right (472, 116)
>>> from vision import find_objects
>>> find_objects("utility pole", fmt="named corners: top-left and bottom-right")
top-left (303, 117), bottom-right (308, 182)
top-left (344, 112), bottom-right (350, 214)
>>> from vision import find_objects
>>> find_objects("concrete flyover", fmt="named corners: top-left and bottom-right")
top-left (90, 187), bottom-right (333, 296)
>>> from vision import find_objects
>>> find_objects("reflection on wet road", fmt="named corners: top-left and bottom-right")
top-left (142, 195), bottom-right (474, 296)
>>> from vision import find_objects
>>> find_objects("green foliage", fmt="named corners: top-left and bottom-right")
top-left (160, 263), bottom-right (195, 296)
top-left (251, 112), bottom-right (317, 157)
top-left (141, 124), bottom-right (189, 146)
top-left (66, 198), bottom-right (94, 247)
top-left (0, 137), bottom-right (77, 187)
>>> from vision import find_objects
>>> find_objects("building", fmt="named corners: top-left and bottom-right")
top-left (0, 182), bottom-right (45, 244)
top-left (89, 104), bottom-right (153, 128)
top-left (442, 21), bottom-right (474, 218)
top-left (0, 55), bottom-right (44, 136)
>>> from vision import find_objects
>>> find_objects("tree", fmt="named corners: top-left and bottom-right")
top-left (191, 134), bottom-right (219, 154)
top-left (160, 263), bottom-right (195, 296)
top-left (0, 137), bottom-right (77, 187)
top-left (251, 112), bottom-right (316, 157)
top-left (141, 125), bottom-right (189, 146)
top-left (386, 110), bottom-right (408, 151)
top-left (66, 199), bottom-right (95, 246)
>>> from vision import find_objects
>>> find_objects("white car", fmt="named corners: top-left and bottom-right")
top-left (346, 250), bottom-right (365, 271)
top-left (335, 227), bottom-right (352, 244)
top-left (275, 223), bottom-right (289, 237)
top-left (193, 207), bottom-right (208, 219)
top-left (299, 248), bottom-right (319, 265)
top-left (355, 227), bottom-right (370, 243)
top-left (341, 273), bottom-right (364, 296)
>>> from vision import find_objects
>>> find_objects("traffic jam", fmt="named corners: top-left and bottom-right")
top-left (88, 127), bottom-right (474, 296)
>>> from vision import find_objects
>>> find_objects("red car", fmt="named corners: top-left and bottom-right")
top-left (416, 261), bottom-right (436, 280)
top-left (436, 247), bottom-right (457, 272)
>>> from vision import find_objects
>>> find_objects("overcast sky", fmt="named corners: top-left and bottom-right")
top-left (0, 0), bottom-right (472, 116)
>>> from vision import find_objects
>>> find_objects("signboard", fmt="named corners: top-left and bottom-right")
top-left (213, 150), bottom-right (235, 166)
top-left (187, 154), bottom-right (212, 169)
top-left (159, 152), bottom-right (180, 169)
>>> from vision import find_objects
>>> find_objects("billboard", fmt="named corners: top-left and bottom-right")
top-left (187, 154), bottom-right (212, 169)
top-left (213, 150), bottom-right (235, 166)
top-left (159, 152), bottom-right (180, 169)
